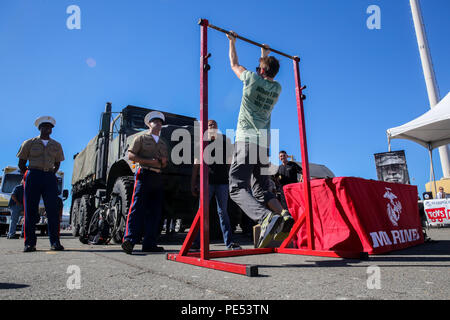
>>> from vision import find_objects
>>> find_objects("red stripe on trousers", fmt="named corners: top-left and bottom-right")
top-left (22, 170), bottom-right (29, 243)
top-left (123, 168), bottom-right (141, 242)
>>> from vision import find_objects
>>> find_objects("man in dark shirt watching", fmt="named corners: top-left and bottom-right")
top-left (275, 150), bottom-right (302, 209)
top-left (191, 119), bottom-right (241, 250)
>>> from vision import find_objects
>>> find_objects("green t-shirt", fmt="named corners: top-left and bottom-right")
top-left (235, 70), bottom-right (282, 147)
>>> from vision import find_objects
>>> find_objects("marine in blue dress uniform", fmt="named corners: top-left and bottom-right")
top-left (122, 111), bottom-right (169, 254)
top-left (17, 116), bottom-right (65, 252)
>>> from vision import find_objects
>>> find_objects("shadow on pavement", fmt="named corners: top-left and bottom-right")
top-left (0, 283), bottom-right (30, 290)
top-left (257, 240), bottom-right (450, 270)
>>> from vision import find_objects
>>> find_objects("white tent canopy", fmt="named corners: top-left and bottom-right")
top-left (387, 92), bottom-right (450, 150)
top-left (386, 92), bottom-right (450, 194)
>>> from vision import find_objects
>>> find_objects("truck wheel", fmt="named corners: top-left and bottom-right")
top-left (78, 195), bottom-right (94, 244)
top-left (110, 176), bottom-right (134, 244)
top-left (0, 224), bottom-right (7, 236)
top-left (71, 198), bottom-right (81, 237)
top-left (174, 219), bottom-right (182, 233)
top-left (40, 226), bottom-right (48, 236)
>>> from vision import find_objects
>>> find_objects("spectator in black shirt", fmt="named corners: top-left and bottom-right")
top-left (191, 120), bottom-right (241, 250)
top-left (275, 150), bottom-right (302, 209)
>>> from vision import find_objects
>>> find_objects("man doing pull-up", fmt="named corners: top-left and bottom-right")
top-left (226, 31), bottom-right (294, 248)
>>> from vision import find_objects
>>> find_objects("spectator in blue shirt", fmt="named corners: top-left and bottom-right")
top-left (7, 180), bottom-right (25, 239)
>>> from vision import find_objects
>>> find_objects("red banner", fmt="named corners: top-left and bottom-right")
top-left (284, 177), bottom-right (424, 254)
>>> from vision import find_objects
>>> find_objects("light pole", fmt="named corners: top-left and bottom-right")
top-left (410, 0), bottom-right (450, 179)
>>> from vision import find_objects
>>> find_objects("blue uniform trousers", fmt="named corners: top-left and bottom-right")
top-left (123, 168), bottom-right (163, 249)
top-left (23, 169), bottom-right (60, 247)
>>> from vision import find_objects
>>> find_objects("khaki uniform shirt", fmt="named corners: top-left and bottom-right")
top-left (128, 133), bottom-right (169, 170)
top-left (17, 137), bottom-right (65, 171)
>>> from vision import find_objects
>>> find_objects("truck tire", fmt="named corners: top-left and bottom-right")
top-left (110, 176), bottom-right (134, 244)
top-left (39, 226), bottom-right (48, 236)
top-left (78, 195), bottom-right (94, 244)
top-left (0, 224), bottom-right (7, 236)
top-left (71, 198), bottom-right (81, 237)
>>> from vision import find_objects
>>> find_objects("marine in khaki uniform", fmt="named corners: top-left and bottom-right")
top-left (122, 111), bottom-right (169, 254)
top-left (17, 116), bottom-right (65, 252)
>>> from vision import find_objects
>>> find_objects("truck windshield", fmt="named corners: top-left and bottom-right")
top-left (128, 113), bottom-right (148, 131)
top-left (2, 174), bottom-right (23, 193)
top-left (1, 174), bottom-right (63, 195)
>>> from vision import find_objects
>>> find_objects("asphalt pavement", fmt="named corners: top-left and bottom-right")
top-left (1, 227), bottom-right (449, 301)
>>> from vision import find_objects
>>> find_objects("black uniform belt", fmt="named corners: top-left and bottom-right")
top-left (28, 167), bottom-right (53, 172)
top-left (142, 167), bottom-right (161, 174)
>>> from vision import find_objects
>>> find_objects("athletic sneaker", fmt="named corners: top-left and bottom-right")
top-left (227, 243), bottom-right (242, 250)
top-left (273, 209), bottom-right (295, 242)
top-left (257, 213), bottom-right (282, 248)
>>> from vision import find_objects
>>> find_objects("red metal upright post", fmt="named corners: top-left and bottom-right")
top-left (280, 58), bottom-right (315, 250)
top-left (199, 19), bottom-right (210, 259)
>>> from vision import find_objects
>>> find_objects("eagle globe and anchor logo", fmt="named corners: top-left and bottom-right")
top-left (383, 187), bottom-right (402, 226)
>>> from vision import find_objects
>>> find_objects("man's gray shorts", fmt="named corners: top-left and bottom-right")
top-left (229, 141), bottom-right (276, 223)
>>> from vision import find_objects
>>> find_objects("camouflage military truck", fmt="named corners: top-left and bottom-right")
top-left (70, 102), bottom-right (214, 244)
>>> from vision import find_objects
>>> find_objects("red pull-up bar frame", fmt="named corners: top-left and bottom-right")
top-left (166, 19), bottom-right (366, 277)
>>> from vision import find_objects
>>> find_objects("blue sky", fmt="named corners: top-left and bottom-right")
top-left (1, 0), bottom-right (449, 212)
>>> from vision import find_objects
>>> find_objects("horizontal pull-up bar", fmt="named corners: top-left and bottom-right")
top-left (198, 19), bottom-right (300, 62)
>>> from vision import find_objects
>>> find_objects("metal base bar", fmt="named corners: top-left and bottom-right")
top-left (167, 246), bottom-right (366, 277)
top-left (205, 248), bottom-right (274, 258)
top-left (179, 248), bottom-right (273, 258)
top-left (276, 248), bottom-right (368, 260)
top-left (167, 253), bottom-right (259, 277)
